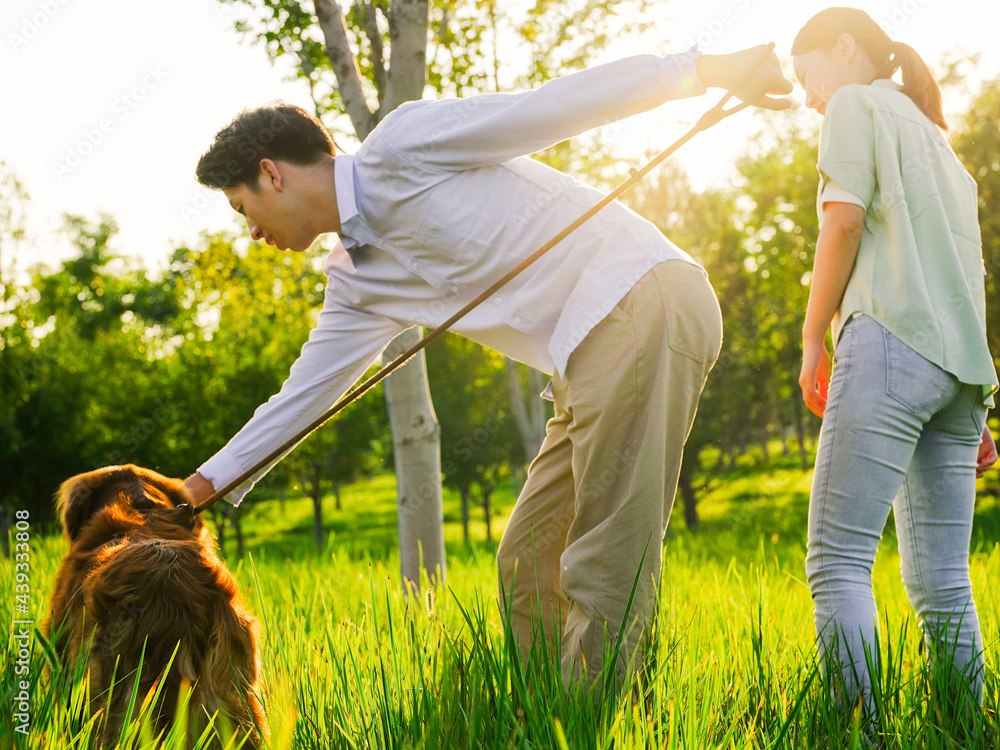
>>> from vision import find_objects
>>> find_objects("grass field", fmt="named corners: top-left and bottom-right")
top-left (3, 454), bottom-right (1000, 749)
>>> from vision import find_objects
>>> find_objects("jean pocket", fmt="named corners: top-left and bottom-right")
top-left (883, 328), bottom-right (957, 414)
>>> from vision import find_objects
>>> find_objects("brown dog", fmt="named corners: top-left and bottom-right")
top-left (46, 464), bottom-right (268, 746)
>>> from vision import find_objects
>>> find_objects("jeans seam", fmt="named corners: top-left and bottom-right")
top-left (813, 318), bottom-right (854, 590)
top-left (898, 474), bottom-right (928, 611)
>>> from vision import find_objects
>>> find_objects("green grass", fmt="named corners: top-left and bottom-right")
top-left (3, 462), bottom-right (999, 748)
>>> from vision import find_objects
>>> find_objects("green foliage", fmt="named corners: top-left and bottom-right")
top-left (427, 333), bottom-right (521, 542)
top-left (162, 232), bottom-right (327, 470)
top-left (280, 375), bottom-right (389, 508)
top-left (1, 216), bottom-right (190, 520)
top-left (621, 110), bottom-right (824, 479)
top-left (0, 221), bottom-right (392, 523)
top-left (952, 76), bottom-right (1000, 376)
top-left (0, 161), bottom-right (29, 271)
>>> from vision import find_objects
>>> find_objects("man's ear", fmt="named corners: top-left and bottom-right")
top-left (258, 158), bottom-right (283, 191)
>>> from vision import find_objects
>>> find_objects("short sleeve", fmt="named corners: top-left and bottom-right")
top-left (817, 85), bottom-right (877, 209)
top-left (820, 179), bottom-right (866, 210)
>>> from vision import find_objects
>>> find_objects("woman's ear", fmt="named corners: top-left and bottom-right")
top-left (835, 32), bottom-right (858, 63)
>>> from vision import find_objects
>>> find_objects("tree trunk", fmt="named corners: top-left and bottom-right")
top-left (233, 512), bottom-right (245, 558)
top-left (793, 395), bottom-right (810, 470)
top-left (315, 0), bottom-right (440, 592)
top-left (313, 491), bottom-right (324, 551)
top-left (334, 479), bottom-right (342, 511)
top-left (1, 503), bottom-right (10, 559)
top-left (215, 511), bottom-right (227, 556)
top-left (677, 469), bottom-right (700, 531)
top-left (482, 487), bottom-right (492, 544)
top-left (506, 359), bottom-right (546, 466)
top-left (461, 487), bottom-right (470, 545)
top-left (385, 326), bottom-right (446, 590)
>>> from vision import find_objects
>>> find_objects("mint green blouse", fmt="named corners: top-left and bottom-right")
top-left (817, 79), bottom-right (998, 406)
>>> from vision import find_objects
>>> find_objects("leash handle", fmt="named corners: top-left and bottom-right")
top-left (193, 42), bottom-right (780, 515)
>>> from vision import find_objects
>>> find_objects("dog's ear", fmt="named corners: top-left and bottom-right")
top-left (56, 465), bottom-right (141, 541)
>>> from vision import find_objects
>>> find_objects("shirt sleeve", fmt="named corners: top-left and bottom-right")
top-left (820, 179), bottom-right (866, 210)
top-left (817, 85), bottom-right (877, 208)
top-left (381, 48), bottom-right (706, 171)
top-left (197, 281), bottom-right (404, 506)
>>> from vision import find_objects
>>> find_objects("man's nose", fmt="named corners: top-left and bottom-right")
top-left (248, 221), bottom-right (263, 241)
top-left (805, 90), bottom-right (822, 112)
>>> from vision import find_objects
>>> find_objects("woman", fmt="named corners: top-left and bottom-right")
top-left (792, 7), bottom-right (998, 712)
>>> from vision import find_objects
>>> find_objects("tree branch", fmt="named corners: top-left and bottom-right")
top-left (314, 0), bottom-right (376, 138)
top-left (363, 1), bottom-right (387, 103)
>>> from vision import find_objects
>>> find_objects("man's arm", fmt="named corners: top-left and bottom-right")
top-left (186, 282), bottom-right (405, 507)
top-left (383, 46), bottom-right (791, 172)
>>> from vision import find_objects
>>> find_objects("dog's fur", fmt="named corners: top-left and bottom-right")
top-left (46, 464), bottom-right (267, 746)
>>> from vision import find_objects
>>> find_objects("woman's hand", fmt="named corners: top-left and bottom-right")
top-left (800, 337), bottom-right (831, 418)
top-left (977, 425), bottom-right (997, 478)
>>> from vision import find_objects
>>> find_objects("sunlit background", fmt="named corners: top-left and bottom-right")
top-left (2, 0), bottom-right (998, 271)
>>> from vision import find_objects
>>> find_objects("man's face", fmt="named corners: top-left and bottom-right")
top-left (223, 161), bottom-right (315, 252)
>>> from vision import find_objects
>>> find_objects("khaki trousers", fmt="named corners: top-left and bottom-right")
top-left (497, 260), bottom-right (722, 684)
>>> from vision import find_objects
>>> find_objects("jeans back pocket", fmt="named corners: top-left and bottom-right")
top-left (883, 327), bottom-right (958, 415)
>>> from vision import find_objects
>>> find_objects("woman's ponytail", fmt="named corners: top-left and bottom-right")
top-left (886, 41), bottom-right (947, 130)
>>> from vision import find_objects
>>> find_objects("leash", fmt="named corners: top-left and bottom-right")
top-left (193, 43), bottom-right (777, 515)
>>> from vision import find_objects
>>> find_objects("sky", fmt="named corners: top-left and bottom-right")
top-left (2, 0), bottom-right (999, 273)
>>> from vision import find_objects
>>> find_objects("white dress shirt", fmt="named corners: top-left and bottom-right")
top-left (200, 48), bottom-right (707, 505)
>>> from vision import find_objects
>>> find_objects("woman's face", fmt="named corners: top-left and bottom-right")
top-left (793, 34), bottom-right (872, 115)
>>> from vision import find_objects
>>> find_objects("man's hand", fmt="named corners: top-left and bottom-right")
top-left (183, 472), bottom-right (216, 504)
top-left (800, 338), bottom-right (831, 418)
top-left (696, 45), bottom-right (793, 110)
top-left (977, 425), bottom-right (997, 479)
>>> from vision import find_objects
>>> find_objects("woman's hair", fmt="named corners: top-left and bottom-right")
top-left (791, 6), bottom-right (947, 130)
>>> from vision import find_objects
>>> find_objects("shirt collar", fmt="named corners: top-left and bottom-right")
top-left (872, 78), bottom-right (902, 91)
top-left (334, 154), bottom-right (360, 248)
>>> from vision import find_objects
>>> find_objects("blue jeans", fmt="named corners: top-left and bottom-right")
top-left (806, 314), bottom-right (986, 708)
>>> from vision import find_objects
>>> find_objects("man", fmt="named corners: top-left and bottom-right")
top-left (183, 45), bottom-right (792, 685)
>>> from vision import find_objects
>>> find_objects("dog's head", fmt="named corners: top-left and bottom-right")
top-left (57, 464), bottom-right (203, 543)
